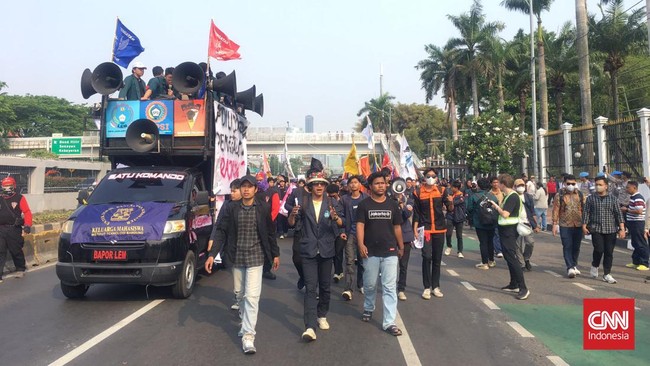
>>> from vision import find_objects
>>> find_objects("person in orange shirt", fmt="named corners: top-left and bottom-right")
top-left (413, 168), bottom-right (453, 299)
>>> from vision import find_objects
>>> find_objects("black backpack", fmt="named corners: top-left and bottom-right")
top-left (477, 193), bottom-right (498, 226)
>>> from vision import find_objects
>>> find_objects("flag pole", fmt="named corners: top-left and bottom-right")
top-left (111, 17), bottom-right (119, 62)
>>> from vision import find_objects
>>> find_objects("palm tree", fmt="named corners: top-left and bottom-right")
top-left (447, 0), bottom-right (504, 118)
top-left (415, 41), bottom-right (460, 140)
top-left (575, 0), bottom-right (593, 126)
top-left (504, 30), bottom-right (533, 130)
top-left (485, 36), bottom-right (511, 113)
top-left (501, 0), bottom-right (554, 131)
top-left (545, 23), bottom-right (578, 128)
top-left (357, 93), bottom-right (395, 134)
top-left (590, 0), bottom-right (647, 119)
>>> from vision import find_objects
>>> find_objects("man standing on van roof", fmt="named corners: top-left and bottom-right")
top-left (205, 175), bottom-right (280, 355)
top-left (0, 176), bottom-right (32, 283)
top-left (119, 61), bottom-right (147, 101)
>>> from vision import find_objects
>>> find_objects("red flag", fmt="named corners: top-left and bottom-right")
top-left (208, 20), bottom-right (241, 61)
top-left (359, 156), bottom-right (371, 178)
top-left (382, 152), bottom-right (391, 168)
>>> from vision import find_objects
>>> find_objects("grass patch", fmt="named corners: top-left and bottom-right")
top-left (32, 209), bottom-right (74, 225)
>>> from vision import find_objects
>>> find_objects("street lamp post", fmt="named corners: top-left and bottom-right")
top-left (529, 0), bottom-right (539, 179)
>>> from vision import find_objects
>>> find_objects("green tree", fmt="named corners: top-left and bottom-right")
top-left (0, 81), bottom-right (17, 138)
top-left (590, 0), bottom-right (647, 119)
top-left (290, 157), bottom-right (303, 178)
top-left (501, 0), bottom-right (554, 130)
top-left (269, 154), bottom-right (280, 175)
top-left (448, 109), bottom-right (528, 175)
top-left (357, 93), bottom-right (395, 135)
top-left (2, 94), bottom-right (89, 137)
top-left (504, 30), bottom-right (532, 130)
top-left (415, 41), bottom-right (461, 140)
top-left (447, 0), bottom-right (504, 118)
top-left (545, 23), bottom-right (579, 128)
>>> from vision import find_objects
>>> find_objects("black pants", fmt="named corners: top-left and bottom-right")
top-left (422, 233), bottom-right (444, 289)
top-left (548, 192), bottom-right (556, 206)
top-left (445, 220), bottom-right (464, 252)
top-left (498, 225), bottom-right (527, 291)
top-left (591, 232), bottom-right (617, 275)
top-left (276, 215), bottom-right (289, 236)
top-left (397, 242), bottom-right (412, 292)
top-left (476, 227), bottom-right (495, 264)
top-left (333, 235), bottom-right (346, 275)
top-left (302, 255), bottom-right (332, 330)
top-left (627, 221), bottom-right (649, 266)
top-left (0, 226), bottom-right (26, 277)
top-left (292, 231), bottom-right (304, 281)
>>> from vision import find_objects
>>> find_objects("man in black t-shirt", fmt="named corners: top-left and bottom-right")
top-left (356, 172), bottom-right (404, 336)
top-left (489, 174), bottom-right (530, 300)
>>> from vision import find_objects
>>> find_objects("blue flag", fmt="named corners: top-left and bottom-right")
top-left (112, 18), bottom-right (145, 68)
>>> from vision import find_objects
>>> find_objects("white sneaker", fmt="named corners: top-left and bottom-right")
top-left (342, 290), bottom-right (352, 301)
top-left (230, 303), bottom-right (240, 310)
top-left (567, 268), bottom-right (576, 278)
top-left (302, 328), bottom-right (317, 341)
top-left (496, 253), bottom-right (504, 258)
top-left (573, 267), bottom-right (581, 276)
top-left (475, 263), bottom-right (489, 270)
top-left (488, 261), bottom-right (496, 268)
top-left (279, 235), bottom-right (285, 239)
top-left (444, 247), bottom-right (452, 256)
top-left (603, 274), bottom-right (617, 284)
top-left (457, 252), bottom-right (464, 259)
top-left (398, 291), bottom-right (407, 301)
top-left (242, 334), bottom-right (256, 354)
top-left (421, 288), bottom-right (431, 300)
top-left (590, 266), bottom-right (599, 278)
top-left (432, 287), bottom-right (444, 298)
top-left (317, 317), bottom-right (330, 330)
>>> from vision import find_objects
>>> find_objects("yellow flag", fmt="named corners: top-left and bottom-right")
top-left (344, 142), bottom-right (359, 175)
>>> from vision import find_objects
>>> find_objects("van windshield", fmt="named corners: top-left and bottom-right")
top-left (88, 172), bottom-right (188, 204)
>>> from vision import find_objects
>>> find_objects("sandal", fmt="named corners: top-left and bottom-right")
top-left (386, 325), bottom-right (402, 336)
top-left (361, 310), bottom-right (372, 322)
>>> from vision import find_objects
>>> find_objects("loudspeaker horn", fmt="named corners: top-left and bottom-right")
top-left (211, 70), bottom-right (237, 97)
top-left (125, 119), bottom-right (160, 153)
top-left (236, 85), bottom-right (256, 112)
top-left (91, 62), bottom-right (123, 95)
top-left (391, 178), bottom-right (407, 195)
top-left (172, 62), bottom-right (205, 94)
top-left (81, 68), bottom-right (98, 99)
top-left (253, 93), bottom-right (264, 117)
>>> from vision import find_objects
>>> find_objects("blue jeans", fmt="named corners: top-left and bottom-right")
top-left (559, 227), bottom-right (583, 270)
top-left (493, 227), bottom-right (503, 254)
top-left (232, 265), bottom-right (263, 336)
top-left (535, 208), bottom-right (547, 231)
top-left (362, 256), bottom-right (398, 330)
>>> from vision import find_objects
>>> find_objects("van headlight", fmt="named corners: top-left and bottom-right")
top-left (61, 220), bottom-right (75, 234)
top-left (163, 220), bottom-right (186, 234)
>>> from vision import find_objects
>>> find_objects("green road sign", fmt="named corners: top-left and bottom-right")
top-left (52, 138), bottom-right (82, 155)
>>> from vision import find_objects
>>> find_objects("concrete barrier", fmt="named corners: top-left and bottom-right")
top-left (1, 224), bottom-right (61, 276)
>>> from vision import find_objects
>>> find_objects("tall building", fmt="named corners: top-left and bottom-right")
top-left (305, 115), bottom-right (314, 133)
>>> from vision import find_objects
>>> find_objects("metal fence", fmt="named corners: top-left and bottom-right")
top-left (570, 125), bottom-right (598, 176)
top-left (543, 130), bottom-right (565, 177)
top-left (604, 117), bottom-right (643, 178)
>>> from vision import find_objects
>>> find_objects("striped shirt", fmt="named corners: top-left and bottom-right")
top-left (627, 192), bottom-right (646, 221)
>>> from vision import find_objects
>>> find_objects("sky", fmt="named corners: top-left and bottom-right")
top-left (1, 0), bottom-right (645, 133)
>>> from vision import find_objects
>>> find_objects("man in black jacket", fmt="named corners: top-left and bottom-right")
top-left (205, 175), bottom-right (280, 355)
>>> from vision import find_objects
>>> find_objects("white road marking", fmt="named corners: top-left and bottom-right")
top-left (394, 311), bottom-right (422, 366)
top-left (614, 248), bottom-right (627, 254)
top-left (547, 355), bottom-right (570, 366)
top-left (446, 269), bottom-right (459, 277)
top-left (480, 298), bottom-right (500, 310)
top-left (460, 281), bottom-right (477, 291)
top-left (48, 299), bottom-right (164, 366)
top-left (507, 321), bottom-right (535, 338)
top-left (544, 270), bottom-right (562, 278)
top-left (441, 261), bottom-right (447, 266)
top-left (573, 283), bottom-right (595, 291)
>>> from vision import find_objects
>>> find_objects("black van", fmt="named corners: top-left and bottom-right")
top-left (56, 166), bottom-right (213, 299)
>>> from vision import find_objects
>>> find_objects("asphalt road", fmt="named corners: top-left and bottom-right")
top-left (1, 229), bottom-right (648, 366)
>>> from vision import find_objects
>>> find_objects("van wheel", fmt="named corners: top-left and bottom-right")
top-left (61, 282), bottom-right (89, 299)
top-left (172, 251), bottom-right (196, 299)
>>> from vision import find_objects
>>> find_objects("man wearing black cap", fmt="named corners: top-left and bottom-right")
top-left (205, 175), bottom-right (279, 354)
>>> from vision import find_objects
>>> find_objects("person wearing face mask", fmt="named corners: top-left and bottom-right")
top-left (0, 176), bottom-right (32, 283)
top-left (413, 168), bottom-right (453, 299)
top-left (582, 176), bottom-right (626, 284)
top-left (552, 174), bottom-right (585, 278)
top-left (513, 179), bottom-right (539, 271)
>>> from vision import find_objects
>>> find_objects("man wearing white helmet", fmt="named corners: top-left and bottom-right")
top-left (118, 61), bottom-right (147, 100)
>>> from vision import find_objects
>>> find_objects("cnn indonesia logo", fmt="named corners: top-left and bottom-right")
top-left (583, 298), bottom-right (635, 350)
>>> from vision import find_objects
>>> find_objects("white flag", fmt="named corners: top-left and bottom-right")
top-left (399, 134), bottom-right (416, 179)
top-left (361, 115), bottom-right (374, 149)
top-left (282, 138), bottom-right (295, 178)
